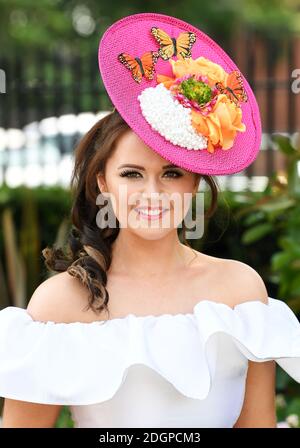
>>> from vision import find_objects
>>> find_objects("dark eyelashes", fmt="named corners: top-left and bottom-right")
top-left (119, 170), bottom-right (183, 178)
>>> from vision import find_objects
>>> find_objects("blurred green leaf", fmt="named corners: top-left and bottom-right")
top-left (254, 198), bottom-right (295, 213)
top-left (242, 223), bottom-right (273, 244)
top-left (243, 211), bottom-right (265, 226)
top-left (55, 406), bottom-right (74, 428)
top-left (273, 134), bottom-right (296, 155)
top-left (272, 252), bottom-right (293, 270)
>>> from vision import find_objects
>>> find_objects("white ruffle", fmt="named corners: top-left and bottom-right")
top-left (0, 297), bottom-right (299, 405)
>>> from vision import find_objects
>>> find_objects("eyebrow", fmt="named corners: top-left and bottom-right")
top-left (117, 164), bottom-right (180, 170)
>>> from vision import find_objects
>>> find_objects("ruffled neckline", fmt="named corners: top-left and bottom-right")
top-left (1, 296), bottom-right (276, 326)
top-left (0, 296), bottom-right (299, 405)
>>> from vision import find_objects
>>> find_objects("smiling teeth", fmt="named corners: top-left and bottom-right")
top-left (137, 209), bottom-right (163, 216)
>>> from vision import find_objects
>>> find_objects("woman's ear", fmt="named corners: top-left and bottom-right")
top-left (96, 173), bottom-right (106, 193)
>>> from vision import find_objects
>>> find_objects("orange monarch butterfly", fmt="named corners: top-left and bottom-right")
top-left (215, 70), bottom-right (248, 106)
top-left (150, 27), bottom-right (196, 60)
top-left (118, 51), bottom-right (160, 83)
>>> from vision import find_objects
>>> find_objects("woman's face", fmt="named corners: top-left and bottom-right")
top-left (96, 129), bottom-right (201, 240)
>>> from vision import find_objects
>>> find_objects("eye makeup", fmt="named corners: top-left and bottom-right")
top-left (119, 169), bottom-right (183, 179)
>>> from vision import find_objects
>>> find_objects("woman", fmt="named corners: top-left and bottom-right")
top-left (0, 12), bottom-right (300, 428)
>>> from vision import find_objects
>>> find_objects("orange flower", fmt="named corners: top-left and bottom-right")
top-left (156, 56), bottom-right (246, 152)
top-left (157, 56), bottom-right (228, 89)
top-left (191, 94), bottom-right (246, 153)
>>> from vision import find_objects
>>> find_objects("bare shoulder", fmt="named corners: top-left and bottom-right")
top-left (219, 257), bottom-right (269, 305)
top-left (26, 271), bottom-right (95, 323)
top-left (191, 250), bottom-right (269, 307)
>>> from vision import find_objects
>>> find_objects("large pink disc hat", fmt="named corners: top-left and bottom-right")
top-left (98, 12), bottom-right (261, 175)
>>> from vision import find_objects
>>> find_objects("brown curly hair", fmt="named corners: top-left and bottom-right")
top-left (42, 108), bottom-right (219, 320)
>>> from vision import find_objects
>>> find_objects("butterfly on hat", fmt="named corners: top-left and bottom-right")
top-left (150, 27), bottom-right (196, 60)
top-left (215, 70), bottom-right (248, 106)
top-left (117, 51), bottom-right (160, 84)
top-left (118, 27), bottom-right (196, 83)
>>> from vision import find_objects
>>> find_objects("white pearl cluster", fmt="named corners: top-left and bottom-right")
top-left (138, 83), bottom-right (208, 150)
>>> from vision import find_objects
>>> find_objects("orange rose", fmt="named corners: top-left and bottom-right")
top-left (156, 56), bottom-right (228, 88)
top-left (191, 94), bottom-right (246, 153)
top-left (191, 56), bottom-right (228, 86)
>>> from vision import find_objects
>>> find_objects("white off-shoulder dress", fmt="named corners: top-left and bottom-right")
top-left (0, 297), bottom-right (300, 428)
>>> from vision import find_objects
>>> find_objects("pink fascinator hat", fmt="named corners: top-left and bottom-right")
top-left (98, 12), bottom-right (262, 175)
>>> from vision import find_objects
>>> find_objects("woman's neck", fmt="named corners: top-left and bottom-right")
top-left (108, 229), bottom-right (195, 278)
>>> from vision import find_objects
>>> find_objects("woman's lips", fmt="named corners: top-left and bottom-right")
top-left (134, 207), bottom-right (169, 220)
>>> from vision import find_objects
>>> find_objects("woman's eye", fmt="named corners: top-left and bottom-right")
top-left (119, 170), bottom-right (182, 179)
top-left (119, 170), bottom-right (142, 178)
top-left (164, 170), bottom-right (182, 178)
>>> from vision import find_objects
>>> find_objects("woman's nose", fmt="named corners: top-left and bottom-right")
top-left (140, 178), bottom-right (165, 203)
top-left (143, 177), bottom-right (162, 193)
